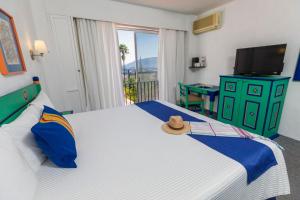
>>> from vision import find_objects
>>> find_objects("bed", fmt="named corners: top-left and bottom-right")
top-left (0, 82), bottom-right (290, 200)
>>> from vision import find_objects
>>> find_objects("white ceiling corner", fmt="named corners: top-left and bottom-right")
top-left (111, 0), bottom-right (234, 15)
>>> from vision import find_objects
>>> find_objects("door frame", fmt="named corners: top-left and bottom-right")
top-left (49, 15), bottom-right (86, 112)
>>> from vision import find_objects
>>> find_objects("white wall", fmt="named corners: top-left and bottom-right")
top-left (43, 0), bottom-right (192, 31)
top-left (0, 0), bottom-right (42, 96)
top-left (187, 0), bottom-right (300, 140)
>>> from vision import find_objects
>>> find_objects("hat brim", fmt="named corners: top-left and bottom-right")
top-left (161, 122), bottom-right (191, 135)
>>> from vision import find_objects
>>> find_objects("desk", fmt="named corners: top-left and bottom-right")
top-left (188, 83), bottom-right (219, 116)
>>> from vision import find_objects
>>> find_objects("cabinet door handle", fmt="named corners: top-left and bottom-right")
top-left (253, 88), bottom-right (257, 93)
top-left (250, 112), bottom-right (255, 116)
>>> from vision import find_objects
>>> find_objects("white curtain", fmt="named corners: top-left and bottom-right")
top-left (75, 18), bottom-right (124, 111)
top-left (158, 28), bottom-right (185, 104)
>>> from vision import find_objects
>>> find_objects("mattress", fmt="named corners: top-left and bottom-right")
top-left (34, 101), bottom-right (290, 200)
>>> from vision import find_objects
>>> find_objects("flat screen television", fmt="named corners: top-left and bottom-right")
top-left (234, 44), bottom-right (287, 75)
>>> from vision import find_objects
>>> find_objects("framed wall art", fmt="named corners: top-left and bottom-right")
top-left (0, 8), bottom-right (26, 75)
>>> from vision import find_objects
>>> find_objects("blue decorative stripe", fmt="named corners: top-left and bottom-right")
top-left (136, 101), bottom-right (204, 122)
top-left (188, 134), bottom-right (277, 183)
top-left (293, 53), bottom-right (300, 81)
top-left (136, 101), bottom-right (277, 184)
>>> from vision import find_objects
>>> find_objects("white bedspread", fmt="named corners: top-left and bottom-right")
top-left (34, 101), bottom-right (290, 200)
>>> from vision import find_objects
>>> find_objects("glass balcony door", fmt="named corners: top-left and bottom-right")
top-left (117, 28), bottom-right (159, 104)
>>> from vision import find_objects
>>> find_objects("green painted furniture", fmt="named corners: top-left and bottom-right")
top-left (61, 110), bottom-right (74, 115)
top-left (217, 75), bottom-right (290, 138)
top-left (178, 82), bottom-right (205, 112)
top-left (187, 83), bottom-right (220, 116)
top-left (0, 78), bottom-right (41, 126)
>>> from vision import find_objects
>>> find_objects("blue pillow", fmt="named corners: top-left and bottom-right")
top-left (31, 106), bottom-right (77, 168)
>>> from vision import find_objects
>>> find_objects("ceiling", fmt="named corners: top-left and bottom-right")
top-left (112, 0), bottom-right (234, 15)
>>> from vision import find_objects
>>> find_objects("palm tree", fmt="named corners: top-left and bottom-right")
top-left (119, 44), bottom-right (129, 63)
top-left (119, 44), bottom-right (129, 82)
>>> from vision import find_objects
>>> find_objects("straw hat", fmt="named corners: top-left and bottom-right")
top-left (162, 116), bottom-right (191, 135)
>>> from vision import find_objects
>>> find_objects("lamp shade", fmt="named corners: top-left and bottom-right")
top-left (34, 40), bottom-right (48, 54)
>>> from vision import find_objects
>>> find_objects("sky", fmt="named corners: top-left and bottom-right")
top-left (117, 30), bottom-right (158, 65)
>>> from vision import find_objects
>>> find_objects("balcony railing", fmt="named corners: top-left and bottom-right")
top-left (124, 80), bottom-right (159, 105)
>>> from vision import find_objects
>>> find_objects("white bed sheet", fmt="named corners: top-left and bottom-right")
top-left (34, 101), bottom-right (290, 200)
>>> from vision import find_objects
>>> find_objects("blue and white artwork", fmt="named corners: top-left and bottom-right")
top-left (293, 53), bottom-right (300, 81)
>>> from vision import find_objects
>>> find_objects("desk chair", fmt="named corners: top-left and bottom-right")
top-left (178, 82), bottom-right (205, 113)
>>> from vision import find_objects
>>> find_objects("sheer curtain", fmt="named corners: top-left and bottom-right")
top-left (158, 28), bottom-right (185, 104)
top-left (75, 18), bottom-right (124, 111)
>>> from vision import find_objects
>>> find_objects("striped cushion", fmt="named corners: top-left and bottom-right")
top-left (31, 106), bottom-right (77, 168)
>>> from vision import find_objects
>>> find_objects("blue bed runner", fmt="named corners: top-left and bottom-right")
top-left (136, 101), bottom-right (277, 184)
top-left (136, 101), bottom-right (204, 122)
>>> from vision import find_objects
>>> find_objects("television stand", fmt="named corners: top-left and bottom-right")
top-left (217, 75), bottom-right (290, 138)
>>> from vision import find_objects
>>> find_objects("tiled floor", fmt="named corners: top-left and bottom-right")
top-left (275, 136), bottom-right (300, 200)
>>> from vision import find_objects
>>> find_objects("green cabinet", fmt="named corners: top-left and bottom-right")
top-left (217, 75), bottom-right (290, 138)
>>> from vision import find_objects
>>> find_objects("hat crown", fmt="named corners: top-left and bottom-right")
top-left (168, 116), bottom-right (184, 129)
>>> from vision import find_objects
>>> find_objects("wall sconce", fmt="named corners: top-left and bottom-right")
top-left (30, 40), bottom-right (48, 60)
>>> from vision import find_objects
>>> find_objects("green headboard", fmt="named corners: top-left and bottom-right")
top-left (0, 77), bottom-right (41, 126)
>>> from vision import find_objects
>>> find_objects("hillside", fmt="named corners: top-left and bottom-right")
top-left (123, 57), bottom-right (157, 73)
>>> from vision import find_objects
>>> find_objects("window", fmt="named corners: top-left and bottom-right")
top-left (117, 26), bottom-right (159, 104)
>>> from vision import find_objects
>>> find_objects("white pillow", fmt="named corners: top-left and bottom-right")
top-left (2, 106), bottom-right (46, 171)
top-left (0, 129), bottom-right (37, 200)
top-left (30, 91), bottom-right (55, 111)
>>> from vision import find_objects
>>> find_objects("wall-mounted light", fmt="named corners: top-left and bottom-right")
top-left (30, 40), bottom-right (48, 60)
